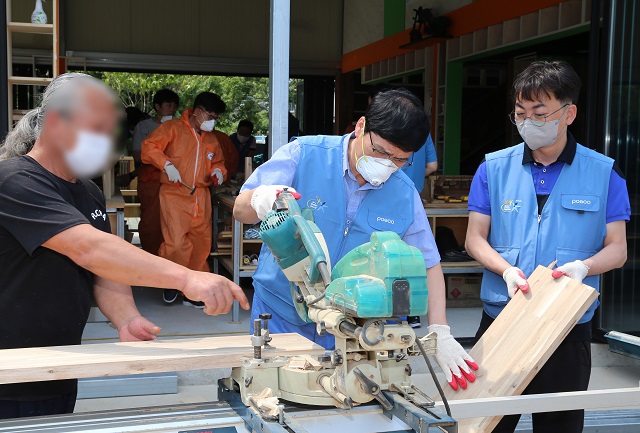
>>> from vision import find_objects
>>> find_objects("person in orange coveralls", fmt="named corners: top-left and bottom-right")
top-left (142, 92), bottom-right (227, 307)
top-left (132, 89), bottom-right (179, 256)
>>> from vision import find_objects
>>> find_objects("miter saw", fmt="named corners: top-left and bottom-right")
top-left (221, 190), bottom-right (457, 433)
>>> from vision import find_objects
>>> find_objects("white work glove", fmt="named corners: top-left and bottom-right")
top-left (503, 266), bottom-right (530, 298)
top-left (427, 324), bottom-right (479, 391)
top-left (211, 168), bottom-right (223, 186)
top-left (164, 161), bottom-right (182, 184)
top-left (250, 184), bottom-right (299, 220)
top-left (552, 260), bottom-right (590, 283)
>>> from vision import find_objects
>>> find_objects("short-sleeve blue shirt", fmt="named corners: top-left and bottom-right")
top-left (424, 135), bottom-right (437, 163)
top-left (401, 135), bottom-right (437, 193)
top-left (469, 134), bottom-right (631, 224)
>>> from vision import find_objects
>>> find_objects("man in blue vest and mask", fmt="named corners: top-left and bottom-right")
top-left (367, 84), bottom-right (438, 329)
top-left (466, 60), bottom-right (630, 432)
top-left (234, 89), bottom-right (479, 392)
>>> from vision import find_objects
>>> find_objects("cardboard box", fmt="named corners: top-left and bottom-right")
top-left (446, 275), bottom-right (481, 301)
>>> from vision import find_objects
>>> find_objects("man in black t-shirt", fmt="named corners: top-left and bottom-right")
top-left (0, 73), bottom-right (249, 419)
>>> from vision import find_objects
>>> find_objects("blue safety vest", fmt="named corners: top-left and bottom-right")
top-left (252, 135), bottom-right (416, 325)
top-left (482, 142), bottom-right (612, 323)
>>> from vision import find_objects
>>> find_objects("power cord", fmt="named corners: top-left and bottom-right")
top-left (415, 337), bottom-right (451, 417)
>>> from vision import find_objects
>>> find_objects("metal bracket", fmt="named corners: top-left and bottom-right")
top-left (219, 379), bottom-right (457, 433)
top-left (382, 390), bottom-right (457, 433)
top-left (218, 379), bottom-right (310, 433)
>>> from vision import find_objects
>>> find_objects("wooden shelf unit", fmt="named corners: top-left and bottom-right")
top-left (5, 0), bottom-right (59, 128)
top-left (424, 205), bottom-right (484, 306)
top-left (424, 205), bottom-right (484, 276)
top-left (211, 193), bottom-right (262, 322)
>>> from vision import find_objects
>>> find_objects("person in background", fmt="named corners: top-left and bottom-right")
top-left (367, 84), bottom-right (438, 328)
top-left (132, 89), bottom-right (179, 256)
top-left (230, 119), bottom-right (256, 175)
top-left (113, 107), bottom-right (148, 187)
top-left (142, 92), bottom-right (228, 307)
top-left (343, 120), bottom-right (357, 135)
top-left (465, 61), bottom-right (629, 432)
top-left (234, 89), bottom-right (478, 392)
top-left (288, 112), bottom-right (302, 140)
top-left (125, 106), bottom-right (148, 142)
top-left (212, 127), bottom-right (239, 182)
top-left (0, 73), bottom-right (248, 419)
top-left (404, 133), bottom-right (438, 191)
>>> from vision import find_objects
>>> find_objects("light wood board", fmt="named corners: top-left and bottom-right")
top-left (437, 387), bottom-right (640, 420)
top-left (0, 333), bottom-right (323, 385)
top-left (443, 265), bottom-right (599, 433)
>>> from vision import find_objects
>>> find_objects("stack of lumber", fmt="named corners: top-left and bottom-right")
top-left (216, 230), bottom-right (233, 254)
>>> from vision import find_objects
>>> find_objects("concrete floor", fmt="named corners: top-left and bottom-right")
top-left (82, 288), bottom-right (484, 343)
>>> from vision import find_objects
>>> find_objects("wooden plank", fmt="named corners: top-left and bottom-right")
top-left (124, 203), bottom-right (141, 218)
top-left (0, 333), bottom-right (322, 385)
top-left (443, 265), bottom-right (599, 433)
top-left (8, 76), bottom-right (53, 86)
top-left (7, 22), bottom-right (54, 34)
top-left (436, 388), bottom-right (640, 419)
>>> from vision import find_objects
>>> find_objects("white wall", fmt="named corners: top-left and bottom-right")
top-left (342, 0), bottom-right (384, 54)
top-left (59, 0), bottom-right (343, 73)
top-left (341, 0), bottom-right (472, 55)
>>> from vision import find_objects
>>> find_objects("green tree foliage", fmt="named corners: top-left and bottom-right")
top-left (87, 72), bottom-right (285, 135)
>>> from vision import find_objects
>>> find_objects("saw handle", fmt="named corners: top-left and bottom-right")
top-left (291, 214), bottom-right (329, 286)
top-left (353, 367), bottom-right (393, 410)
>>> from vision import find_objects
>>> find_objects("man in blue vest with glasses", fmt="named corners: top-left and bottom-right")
top-left (466, 60), bottom-right (630, 432)
top-left (234, 89), bottom-right (479, 392)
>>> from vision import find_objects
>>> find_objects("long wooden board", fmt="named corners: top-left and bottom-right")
top-left (443, 265), bottom-right (599, 433)
top-left (0, 333), bottom-right (323, 385)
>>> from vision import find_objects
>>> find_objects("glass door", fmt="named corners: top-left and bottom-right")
top-left (598, 0), bottom-right (640, 334)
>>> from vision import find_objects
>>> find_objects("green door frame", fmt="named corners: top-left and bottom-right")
top-left (443, 24), bottom-right (590, 174)
top-left (384, 0), bottom-right (405, 38)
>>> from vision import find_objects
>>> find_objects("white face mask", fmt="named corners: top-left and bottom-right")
top-left (200, 118), bottom-right (216, 132)
top-left (517, 108), bottom-right (568, 151)
top-left (237, 134), bottom-right (250, 144)
top-left (64, 130), bottom-right (113, 178)
top-left (160, 115), bottom-right (173, 123)
top-left (354, 129), bottom-right (398, 186)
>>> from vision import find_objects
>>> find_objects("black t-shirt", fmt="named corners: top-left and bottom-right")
top-left (0, 156), bottom-right (110, 400)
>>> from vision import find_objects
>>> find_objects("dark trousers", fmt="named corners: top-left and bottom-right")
top-left (0, 392), bottom-right (76, 419)
top-left (475, 311), bottom-right (592, 433)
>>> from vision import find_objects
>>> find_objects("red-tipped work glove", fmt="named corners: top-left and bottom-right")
top-left (503, 266), bottom-right (530, 298)
top-left (211, 168), bottom-right (223, 186)
top-left (552, 260), bottom-right (589, 283)
top-left (250, 185), bottom-right (300, 220)
top-left (427, 324), bottom-right (479, 391)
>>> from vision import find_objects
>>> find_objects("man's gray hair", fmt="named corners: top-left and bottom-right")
top-left (0, 72), bottom-right (116, 161)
